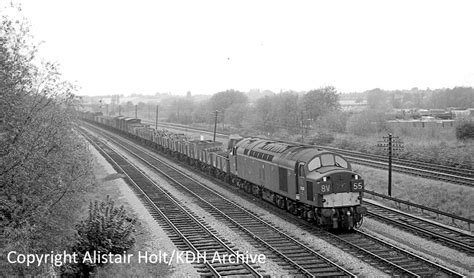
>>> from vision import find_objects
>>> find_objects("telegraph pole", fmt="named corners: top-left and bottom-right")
top-left (213, 110), bottom-right (219, 142)
top-left (155, 105), bottom-right (159, 129)
top-left (176, 99), bottom-right (180, 122)
top-left (119, 105), bottom-right (121, 116)
top-left (377, 133), bottom-right (404, 196)
top-left (300, 112), bottom-right (305, 142)
top-left (135, 105), bottom-right (137, 119)
top-left (388, 133), bottom-right (393, 196)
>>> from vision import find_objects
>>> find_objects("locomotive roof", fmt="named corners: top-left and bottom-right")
top-left (235, 137), bottom-right (332, 170)
top-left (124, 118), bottom-right (141, 122)
top-left (99, 115), bottom-right (115, 119)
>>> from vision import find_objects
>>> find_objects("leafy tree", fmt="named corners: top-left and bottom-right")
top-left (360, 87), bottom-right (474, 110)
top-left (209, 89), bottom-right (248, 112)
top-left (430, 87), bottom-right (474, 108)
top-left (317, 110), bottom-right (349, 133)
top-left (63, 196), bottom-right (136, 276)
top-left (254, 96), bottom-right (277, 133)
top-left (302, 86), bottom-right (340, 120)
top-left (366, 88), bottom-right (391, 110)
top-left (346, 110), bottom-right (390, 136)
top-left (192, 100), bottom-right (212, 123)
top-left (1, 6), bottom-right (93, 275)
top-left (456, 121), bottom-right (474, 141)
top-left (124, 101), bottom-right (134, 115)
top-left (275, 91), bottom-right (300, 133)
top-left (164, 97), bottom-right (195, 124)
top-left (224, 103), bottom-right (248, 128)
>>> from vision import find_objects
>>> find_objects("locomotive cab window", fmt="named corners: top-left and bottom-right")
top-left (321, 154), bottom-right (335, 166)
top-left (307, 157), bottom-right (321, 171)
top-left (308, 154), bottom-right (348, 171)
top-left (334, 155), bottom-right (348, 168)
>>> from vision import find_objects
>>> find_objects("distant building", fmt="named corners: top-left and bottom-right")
top-left (387, 119), bottom-right (455, 129)
top-left (339, 100), bottom-right (367, 111)
top-left (451, 110), bottom-right (470, 118)
top-left (451, 108), bottom-right (474, 119)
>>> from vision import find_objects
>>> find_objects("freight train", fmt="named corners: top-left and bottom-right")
top-left (81, 112), bottom-right (367, 230)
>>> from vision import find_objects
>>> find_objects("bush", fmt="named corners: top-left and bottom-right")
top-left (456, 121), bottom-right (474, 141)
top-left (307, 132), bottom-right (335, 145)
top-left (316, 111), bottom-right (349, 133)
top-left (63, 196), bottom-right (137, 276)
top-left (346, 110), bottom-right (390, 136)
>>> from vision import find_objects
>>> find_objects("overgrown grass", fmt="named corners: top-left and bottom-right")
top-left (352, 164), bottom-right (474, 221)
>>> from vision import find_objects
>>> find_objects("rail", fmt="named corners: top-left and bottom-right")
top-left (364, 189), bottom-right (473, 231)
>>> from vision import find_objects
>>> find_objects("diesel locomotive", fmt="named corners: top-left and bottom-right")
top-left (81, 112), bottom-right (367, 230)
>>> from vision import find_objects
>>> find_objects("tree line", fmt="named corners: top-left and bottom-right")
top-left (1, 7), bottom-right (136, 276)
top-left (365, 87), bottom-right (474, 110)
top-left (119, 87), bottom-right (341, 136)
top-left (116, 86), bottom-right (474, 139)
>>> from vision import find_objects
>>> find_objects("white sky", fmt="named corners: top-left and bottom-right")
top-left (9, 0), bottom-right (474, 95)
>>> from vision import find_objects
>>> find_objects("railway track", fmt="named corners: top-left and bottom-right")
top-left (323, 151), bottom-right (474, 187)
top-left (317, 146), bottom-right (472, 178)
top-left (141, 119), bottom-right (474, 187)
top-left (83, 122), bottom-right (466, 277)
top-left (327, 230), bottom-right (464, 277)
top-left (80, 128), bottom-right (263, 277)
top-left (81, 124), bottom-right (356, 277)
top-left (364, 200), bottom-right (474, 255)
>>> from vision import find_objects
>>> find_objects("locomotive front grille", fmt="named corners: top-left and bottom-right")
top-left (330, 173), bottom-right (351, 193)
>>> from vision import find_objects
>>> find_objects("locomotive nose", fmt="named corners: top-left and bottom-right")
top-left (327, 172), bottom-right (352, 193)
top-left (321, 171), bottom-right (364, 194)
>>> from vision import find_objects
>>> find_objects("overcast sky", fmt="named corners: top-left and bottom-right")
top-left (10, 0), bottom-right (474, 95)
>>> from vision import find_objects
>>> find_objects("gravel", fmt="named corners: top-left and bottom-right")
top-left (360, 217), bottom-right (473, 276)
top-left (88, 141), bottom-right (199, 277)
top-left (102, 137), bottom-right (290, 277)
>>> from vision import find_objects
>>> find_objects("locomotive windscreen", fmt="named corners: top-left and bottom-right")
top-left (307, 154), bottom-right (348, 172)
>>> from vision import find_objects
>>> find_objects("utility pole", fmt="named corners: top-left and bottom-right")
top-left (377, 133), bottom-right (404, 196)
top-left (155, 105), bottom-right (159, 129)
top-left (119, 105), bottom-right (121, 116)
top-left (106, 104), bottom-right (109, 116)
top-left (300, 112), bottom-right (305, 142)
top-left (212, 110), bottom-right (219, 142)
top-left (177, 100), bottom-right (180, 123)
top-left (135, 104), bottom-right (137, 119)
top-left (388, 133), bottom-right (392, 196)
